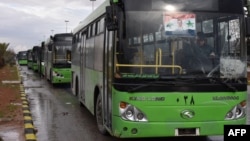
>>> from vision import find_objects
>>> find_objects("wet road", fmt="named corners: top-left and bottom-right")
top-left (20, 66), bottom-right (249, 141)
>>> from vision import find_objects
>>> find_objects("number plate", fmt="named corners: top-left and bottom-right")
top-left (175, 128), bottom-right (200, 136)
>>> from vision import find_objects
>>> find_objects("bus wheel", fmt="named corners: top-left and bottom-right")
top-left (44, 68), bottom-right (47, 79)
top-left (50, 71), bottom-right (52, 82)
top-left (95, 94), bottom-right (108, 135)
top-left (50, 71), bottom-right (55, 87)
top-left (75, 78), bottom-right (78, 97)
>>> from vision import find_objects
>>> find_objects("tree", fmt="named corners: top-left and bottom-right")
top-left (0, 43), bottom-right (10, 67)
top-left (4, 48), bottom-right (16, 66)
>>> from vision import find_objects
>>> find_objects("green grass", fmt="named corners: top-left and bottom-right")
top-left (6, 104), bottom-right (17, 113)
top-left (0, 65), bottom-right (19, 80)
top-left (0, 111), bottom-right (4, 118)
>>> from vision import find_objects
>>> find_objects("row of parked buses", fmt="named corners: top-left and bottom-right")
top-left (17, 33), bottom-right (73, 85)
top-left (16, 0), bottom-right (250, 139)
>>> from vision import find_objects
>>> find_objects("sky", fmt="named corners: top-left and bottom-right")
top-left (0, 0), bottom-right (105, 53)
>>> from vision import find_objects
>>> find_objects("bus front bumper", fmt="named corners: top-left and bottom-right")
top-left (111, 116), bottom-right (246, 138)
top-left (52, 77), bottom-right (71, 84)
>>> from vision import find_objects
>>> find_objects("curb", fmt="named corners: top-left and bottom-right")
top-left (18, 66), bottom-right (37, 141)
top-left (20, 85), bottom-right (37, 141)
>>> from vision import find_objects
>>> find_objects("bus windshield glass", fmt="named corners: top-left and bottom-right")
top-left (18, 52), bottom-right (27, 60)
top-left (55, 36), bottom-right (72, 42)
top-left (116, 10), bottom-right (246, 80)
top-left (55, 45), bottom-right (71, 64)
top-left (28, 51), bottom-right (32, 61)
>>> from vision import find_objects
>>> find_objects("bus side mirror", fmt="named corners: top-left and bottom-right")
top-left (246, 17), bottom-right (250, 37)
top-left (106, 5), bottom-right (118, 31)
top-left (48, 44), bottom-right (52, 51)
top-left (41, 42), bottom-right (45, 47)
top-left (50, 35), bottom-right (54, 40)
top-left (66, 50), bottom-right (71, 61)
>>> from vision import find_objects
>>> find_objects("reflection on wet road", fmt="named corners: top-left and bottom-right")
top-left (20, 66), bottom-right (249, 141)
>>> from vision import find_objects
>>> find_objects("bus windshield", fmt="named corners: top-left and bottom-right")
top-left (55, 45), bottom-right (71, 63)
top-left (116, 10), bottom-right (246, 80)
top-left (28, 51), bottom-right (32, 61)
top-left (18, 52), bottom-right (27, 60)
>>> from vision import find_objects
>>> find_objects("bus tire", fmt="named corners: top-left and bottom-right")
top-left (75, 77), bottom-right (79, 97)
top-left (95, 94), bottom-right (108, 135)
top-left (50, 70), bottom-right (55, 87)
top-left (49, 71), bottom-right (51, 81)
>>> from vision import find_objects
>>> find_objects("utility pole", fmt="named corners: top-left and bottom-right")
top-left (90, 0), bottom-right (96, 11)
top-left (65, 20), bottom-right (69, 33)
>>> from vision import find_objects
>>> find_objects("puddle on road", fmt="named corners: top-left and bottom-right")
top-left (0, 128), bottom-right (22, 141)
top-left (0, 131), bottom-right (19, 141)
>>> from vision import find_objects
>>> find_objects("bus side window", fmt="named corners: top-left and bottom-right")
top-left (96, 20), bottom-right (99, 35)
top-left (92, 23), bottom-right (95, 37)
top-left (99, 18), bottom-right (105, 33)
top-left (48, 44), bottom-right (52, 51)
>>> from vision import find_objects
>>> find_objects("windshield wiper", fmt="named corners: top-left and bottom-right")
top-left (180, 75), bottom-right (238, 92)
top-left (127, 81), bottom-right (176, 93)
top-left (209, 78), bottom-right (237, 92)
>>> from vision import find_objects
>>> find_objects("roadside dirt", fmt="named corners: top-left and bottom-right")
top-left (0, 65), bottom-right (25, 141)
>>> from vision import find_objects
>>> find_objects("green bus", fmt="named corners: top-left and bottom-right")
top-left (44, 33), bottom-right (73, 85)
top-left (72, 0), bottom-right (249, 138)
top-left (27, 49), bottom-right (33, 69)
top-left (17, 51), bottom-right (28, 65)
top-left (38, 41), bottom-right (45, 77)
top-left (31, 46), bottom-right (40, 72)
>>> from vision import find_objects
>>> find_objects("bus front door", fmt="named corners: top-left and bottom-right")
top-left (80, 32), bottom-right (86, 104)
top-left (103, 29), bottom-right (114, 130)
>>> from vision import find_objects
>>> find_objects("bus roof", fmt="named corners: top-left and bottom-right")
top-left (18, 51), bottom-right (27, 53)
top-left (32, 46), bottom-right (40, 51)
top-left (72, 0), bottom-right (109, 34)
top-left (53, 33), bottom-right (73, 37)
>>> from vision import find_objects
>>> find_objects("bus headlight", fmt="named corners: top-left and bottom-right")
top-left (119, 101), bottom-right (148, 122)
top-left (225, 100), bottom-right (246, 120)
top-left (53, 71), bottom-right (64, 78)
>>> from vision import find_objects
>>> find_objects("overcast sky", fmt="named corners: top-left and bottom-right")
top-left (0, 0), bottom-right (105, 53)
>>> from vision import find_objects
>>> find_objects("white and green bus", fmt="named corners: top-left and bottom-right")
top-left (72, 0), bottom-right (249, 138)
top-left (44, 33), bottom-right (73, 85)
top-left (17, 51), bottom-right (28, 65)
top-left (39, 41), bottom-right (45, 77)
top-left (31, 46), bottom-right (40, 72)
top-left (27, 49), bottom-right (33, 69)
